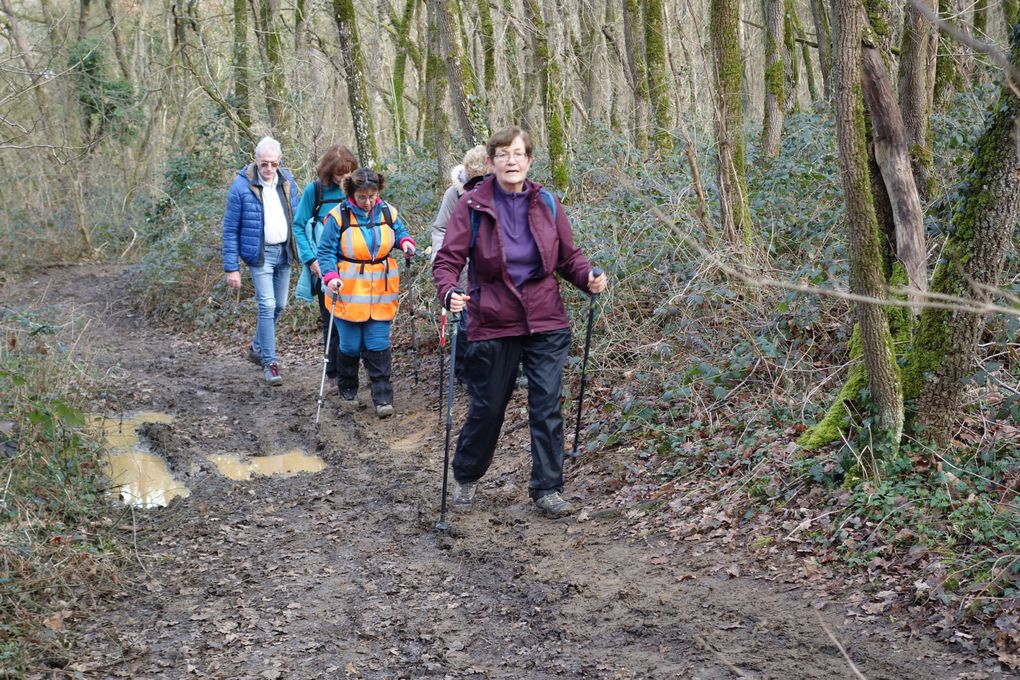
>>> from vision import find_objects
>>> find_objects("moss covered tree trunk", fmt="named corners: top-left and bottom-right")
top-left (231, 0), bottom-right (250, 133)
top-left (897, 0), bottom-right (935, 200)
top-left (710, 0), bottom-right (752, 249)
top-left (438, 0), bottom-right (485, 145)
top-left (390, 0), bottom-right (419, 156)
top-left (832, 0), bottom-right (904, 457)
top-left (783, 0), bottom-right (801, 113)
top-left (258, 0), bottom-right (288, 142)
top-left (332, 0), bottom-right (377, 166)
top-left (644, 0), bottom-right (673, 155)
top-left (904, 24), bottom-right (1020, 446)
top-left (1005, 0), bottom-right (1020, 27)
top-left (933, 0), bottom-right (963, 108)
top-left (424, 0), bottom-right (450, 181)
top-left (523, 0), bottom-right (569, 189)
top-left (476, 0), bottom-right (495, 95)
top-left (762, 0), bottom-right (785, 158)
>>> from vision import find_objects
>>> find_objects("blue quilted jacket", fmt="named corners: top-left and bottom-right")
top-left (221, 163), bottom-right (300, 272)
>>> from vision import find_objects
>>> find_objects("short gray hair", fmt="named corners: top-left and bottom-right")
top-left (254, 136), bottom-right (282, 160)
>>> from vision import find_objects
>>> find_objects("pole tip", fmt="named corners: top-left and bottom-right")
top-left (592, 266), bottom-right (604, 277)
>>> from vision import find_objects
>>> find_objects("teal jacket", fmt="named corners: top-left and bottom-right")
top-left (291, 180), bottom-right (345, 301)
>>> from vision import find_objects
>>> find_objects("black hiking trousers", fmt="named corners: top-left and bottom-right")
top-left (452, 328), bottom-right (571, 499)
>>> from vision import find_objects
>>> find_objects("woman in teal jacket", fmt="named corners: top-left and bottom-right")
top-left (291, 144), bottom-right (358, 386)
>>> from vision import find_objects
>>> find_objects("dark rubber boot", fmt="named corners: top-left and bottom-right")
top-left (336, 352), bottom-right (360, 403)
top-left (363, 349), bottom-right (394, 417)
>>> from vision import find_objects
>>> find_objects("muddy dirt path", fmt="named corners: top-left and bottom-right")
top-left (9, 266), bottom-right (1006, 679)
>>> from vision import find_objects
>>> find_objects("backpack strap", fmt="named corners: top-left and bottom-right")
top-left (312, 180), bottom-right (324, 221)
top-left (538, 188), bottom-right (557, 221)
top-left (338, 202), bottom-right (394, 239)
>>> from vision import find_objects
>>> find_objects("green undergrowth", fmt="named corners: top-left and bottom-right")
top-left (0, 310), bottom-right (127, 675)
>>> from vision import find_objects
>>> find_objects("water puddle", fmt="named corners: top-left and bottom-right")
top-left (208, 449), bottom-right (326, 481)
top-left (91, 411), bottom-right (190, 508)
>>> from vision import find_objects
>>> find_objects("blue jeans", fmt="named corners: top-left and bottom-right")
top-left (333, 318), bottom-right (391, 356)
top-left (249, 243), bottom-right (291, 366)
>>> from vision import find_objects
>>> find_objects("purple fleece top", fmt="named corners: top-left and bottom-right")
top-left (493, 180), bottom-right (541, 290)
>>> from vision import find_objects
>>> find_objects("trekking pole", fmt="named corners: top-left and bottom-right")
top-left (569, 267), bottom-right (603, 459)
top-left (404, 252), bottom-right (420, 385)
top-left (438, 308), bottom-right (447, 428)
top-left (315, 287), bottom-right (338, 430)
top-left (436, 290), bottom-right (464, 531)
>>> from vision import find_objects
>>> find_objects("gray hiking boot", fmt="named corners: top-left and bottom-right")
top-left (263, 362), bottom-right (283, 386)
top-left (247, 344), bottom-right (262, 366)
top-left (375, 403), bottom-right (394, 418)
top-left (534, 492), bottom-right (575, 517)
top-left (451, 481), bottom-right (478, 509)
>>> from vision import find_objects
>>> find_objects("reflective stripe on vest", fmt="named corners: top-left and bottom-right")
top-left (324, 205), bottom-right (401, 322)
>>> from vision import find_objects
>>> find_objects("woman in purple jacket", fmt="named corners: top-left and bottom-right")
top-left (432, 126), bottom-right (608, 517)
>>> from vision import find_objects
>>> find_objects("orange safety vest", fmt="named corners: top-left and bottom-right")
top-left (324, 204), bottom-right (401, 322)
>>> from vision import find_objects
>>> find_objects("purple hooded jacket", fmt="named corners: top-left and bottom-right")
top-left (432, 175), bottom-right (594, 341)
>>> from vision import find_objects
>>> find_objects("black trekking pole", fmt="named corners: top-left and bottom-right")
top-left (315, 287), bottom-right (338, 431)
top-left (404, 252), bottom-right (420, 385)
top-left (569, 267), bottom-right (603, 459)
top-left (436, 290), bottom-right (464, 531)
top-left (438, 308), bottom-right (447, 428)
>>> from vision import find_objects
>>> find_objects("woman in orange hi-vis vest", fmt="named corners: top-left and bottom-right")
top-left (317, 168), bottom-right (417, 418)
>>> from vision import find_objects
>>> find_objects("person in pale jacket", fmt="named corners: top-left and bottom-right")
top-left (430, 145), bottom-right (487, 385)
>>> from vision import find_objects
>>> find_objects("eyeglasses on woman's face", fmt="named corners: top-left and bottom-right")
top-left (492, 151), bottom-right (530, 165)
top-left (353, 190), bottom-right (378, 207)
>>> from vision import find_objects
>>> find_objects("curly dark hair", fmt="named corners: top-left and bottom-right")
top-left (342, 168), bottom-right (386, 197)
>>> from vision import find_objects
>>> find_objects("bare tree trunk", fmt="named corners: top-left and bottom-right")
top-left (332, 0), bottom-right (377, 165)
top-left (809, 0), bottom-right (832, 99)
top-left (78, 0), bottom-right (91, 41)
top-left (797, 13), bottom-right (819, 104)
top-left (897, 0), bottom-right (935, 200)
top-left (860, 46), bottom-right (928, 311)
top-left (832, 0), bottom-right (903, 457)
top-left (101, 0), bottom-right (131, 81)
top-left (502, 0), bottom-right (526, 126)
top-left (762, 0), bottom-right (785, 158)
top-left (905, 27), bottom-right (1020, 446)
